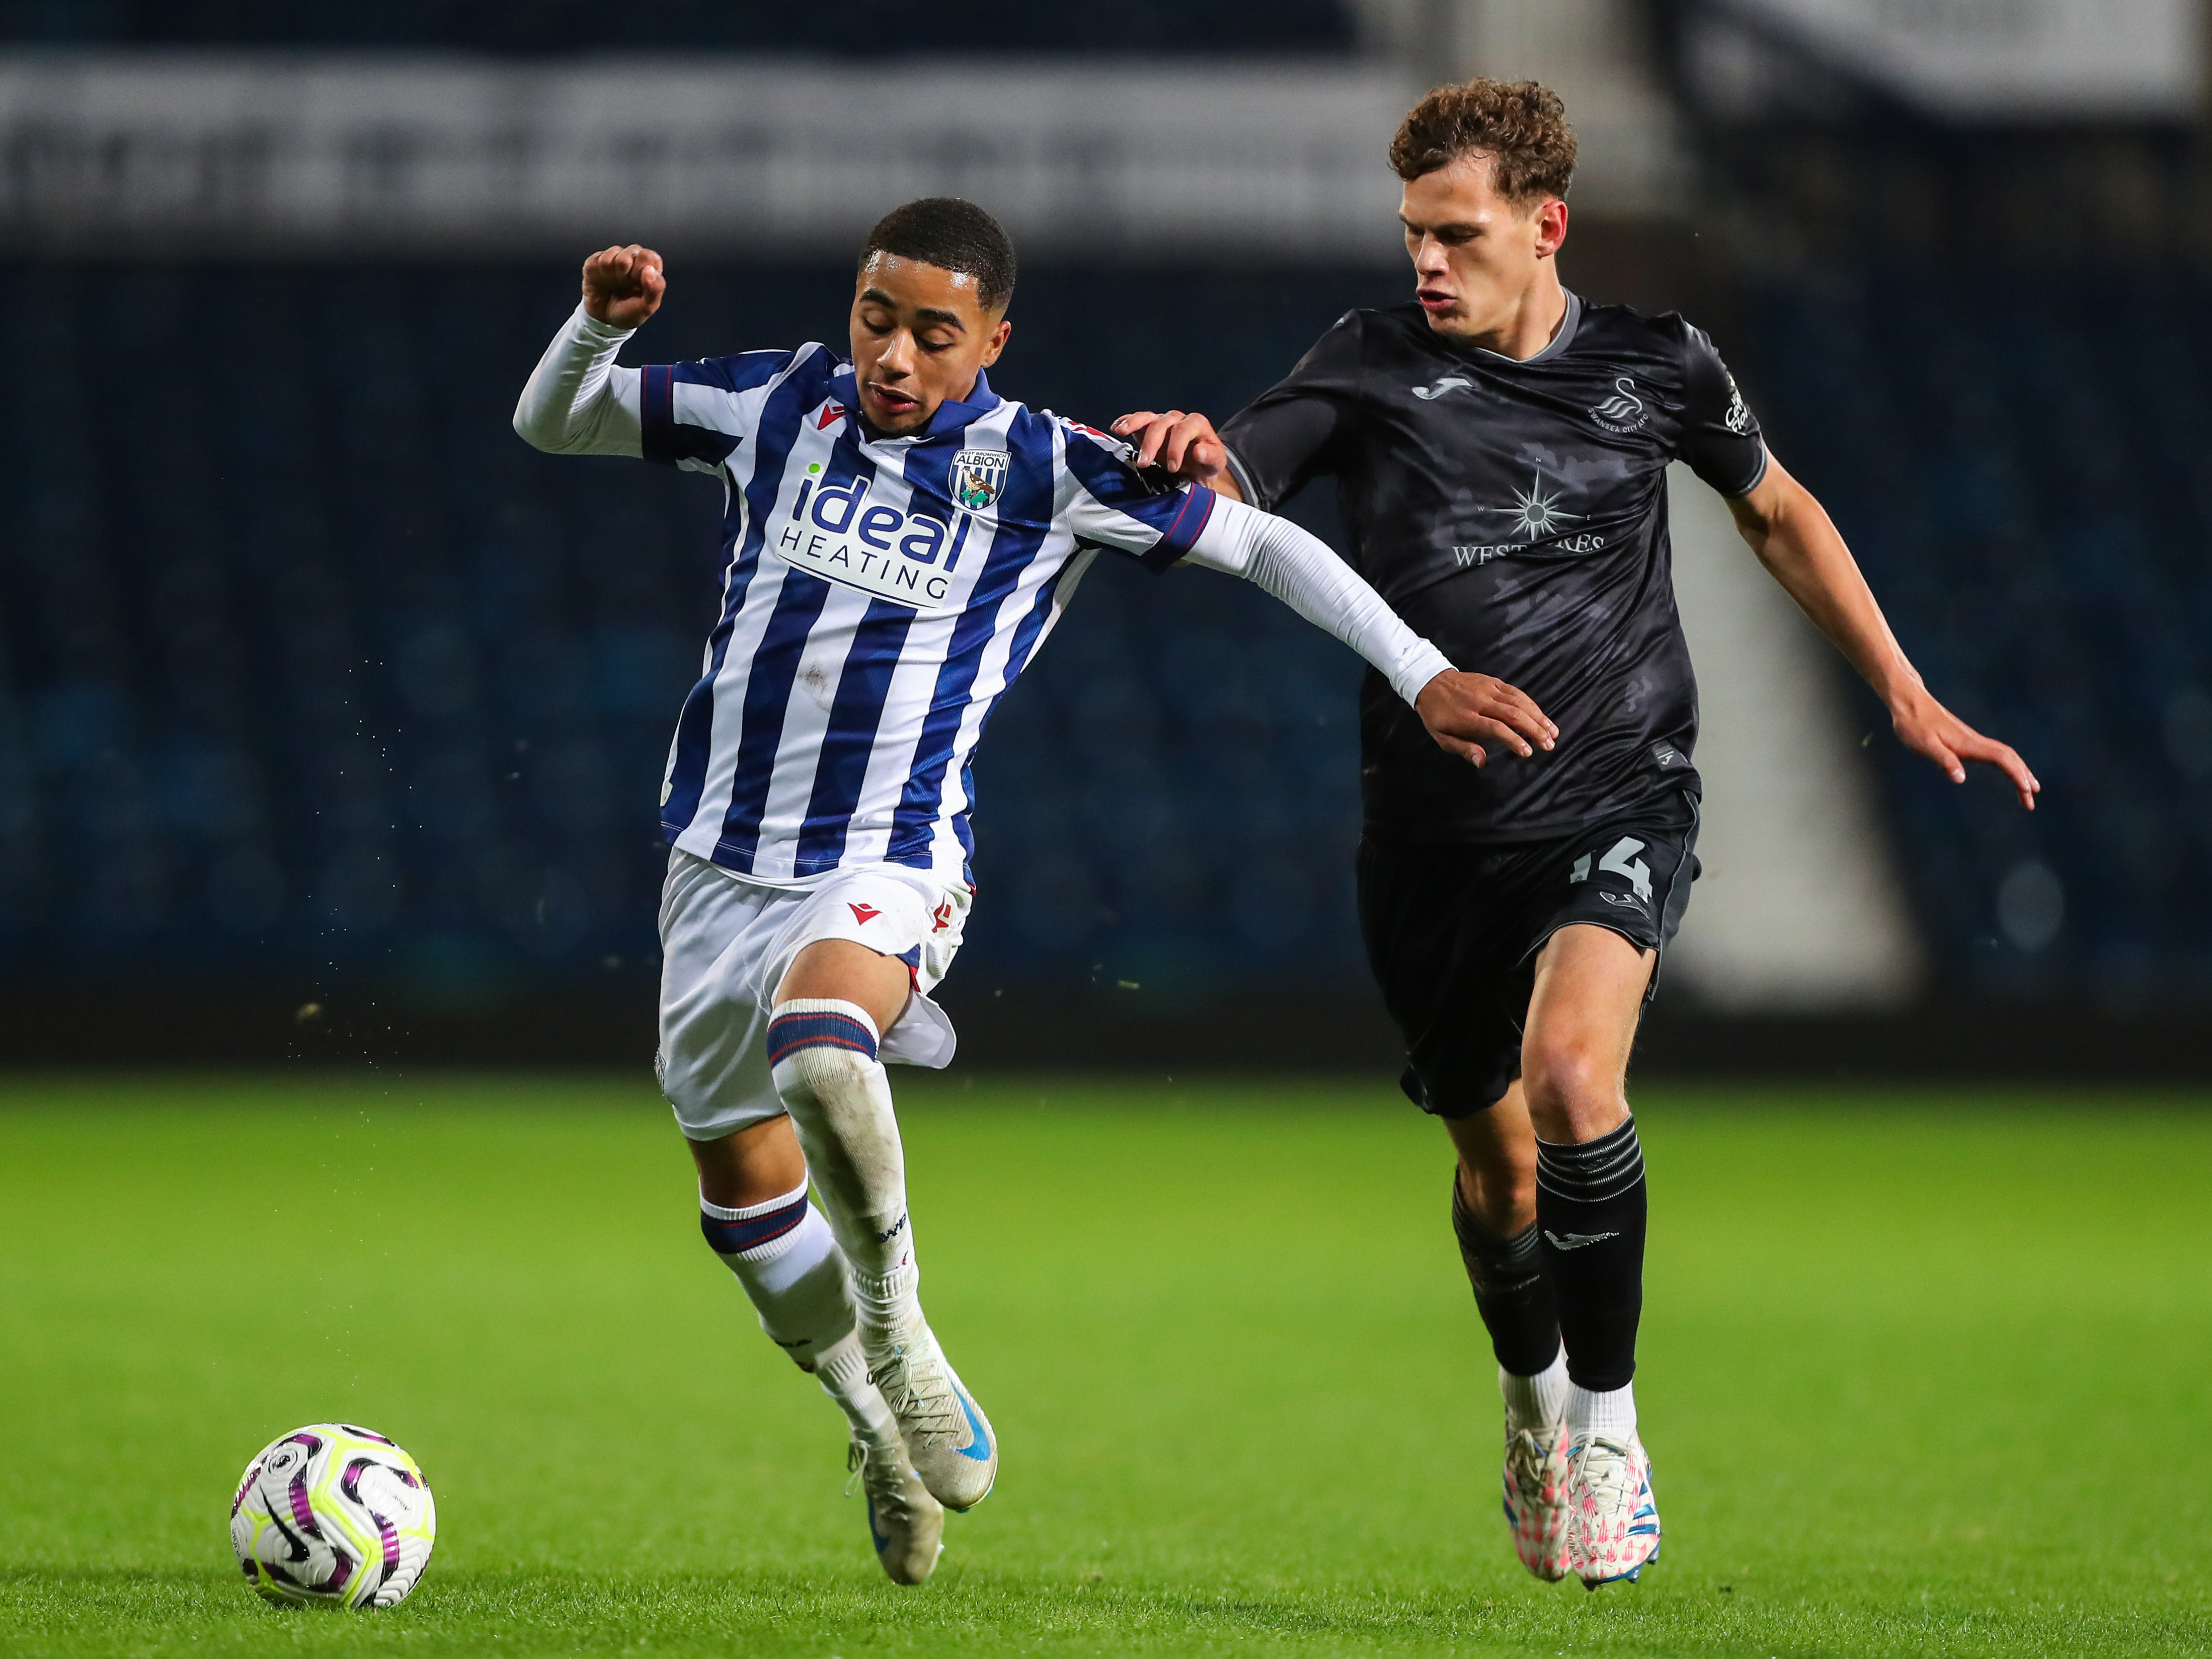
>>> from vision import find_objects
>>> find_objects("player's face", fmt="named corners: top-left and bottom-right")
top-left (1399, 154), bottom-right (1567, 341)
top-left (848, 254), bottom-right (1012, 435)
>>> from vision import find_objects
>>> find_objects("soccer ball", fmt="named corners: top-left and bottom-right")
top-left (229, 1424), bottom-right (436, 1608)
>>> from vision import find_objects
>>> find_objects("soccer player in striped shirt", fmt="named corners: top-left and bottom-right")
top-left (514, 198), bottom-right (1546, 1584)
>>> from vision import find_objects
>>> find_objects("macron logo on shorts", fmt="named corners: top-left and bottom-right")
top-left (848, 902), bottom-right (881, 924)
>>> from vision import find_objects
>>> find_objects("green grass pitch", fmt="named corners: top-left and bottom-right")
top-left (1, 1072), bottom-right (2206, 1658)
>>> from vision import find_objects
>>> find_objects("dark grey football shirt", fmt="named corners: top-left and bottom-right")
top-left (1222, 292), bottom-right (1768, 845)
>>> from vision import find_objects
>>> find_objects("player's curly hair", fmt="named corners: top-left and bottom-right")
top-left (1388, 78), bottom-right (1576, 205)
top-left (862, 197), bottom-right (1017, 312)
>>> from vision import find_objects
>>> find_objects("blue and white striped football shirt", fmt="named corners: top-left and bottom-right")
top-left (638, 344), bottom-right (1215, 886)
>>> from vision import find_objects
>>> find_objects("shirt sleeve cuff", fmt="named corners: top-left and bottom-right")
top-left (1727, 440), bottom-right (1770, 499)
top-left (1222, 445), bottom-right (1265, 511)
top-left (1137, 485), bottom-right (1219, 573)
top-left (571, 303), bottom-right (638, 348)
top-left (1389, 641), bottom-right (1456, 708)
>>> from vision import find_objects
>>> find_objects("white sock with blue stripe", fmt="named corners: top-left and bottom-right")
top-left (699, 1178), bottom-right (858, 1372)
top-left (768, 998), bottom-right (921, 1337)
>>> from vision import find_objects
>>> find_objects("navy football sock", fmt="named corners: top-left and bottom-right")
top-left (1450, 1172), bottom-right (1561, 1377)
top-left (1535, 1118), bottom-right (1647, 1393)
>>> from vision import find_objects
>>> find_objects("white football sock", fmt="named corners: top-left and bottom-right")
top-left (700, 1179), bottom-right (857, 1370)
top-left (767, 998), bottom-right (921, 1338)
top-left (814, 1331), bottom-right (895, 1436)
top-left (1567, 1379), bottom-right (1637, 1441)
top-left (1501, 1347), bottom-right (1569, 1432)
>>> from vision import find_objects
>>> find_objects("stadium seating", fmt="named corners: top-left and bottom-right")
top-left (0, 264), bottom-right (1393, 1001)
top-left (1746, 268), bottom-right (2212, 998)
top-left (6, 252), bottom-right (2200, 1006)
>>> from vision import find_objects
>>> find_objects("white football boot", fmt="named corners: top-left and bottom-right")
top-left (1565, 1432), bottom-right (1661, 1588)
top-left (864, 1317), bottom-right (998, 1511)
top-left (1502, 1424), bottom-right (1572, 1582)
top-left (845, 1424), bottom-right (943, 1585)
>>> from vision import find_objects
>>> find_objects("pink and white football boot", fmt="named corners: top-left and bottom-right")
top-left (1502, 1424), bottom-right (1573, 1581)
top-left (1565, 1432), bottom-right (1661, 1588)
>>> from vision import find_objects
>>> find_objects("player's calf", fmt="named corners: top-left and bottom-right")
top-left (765, 999), bottom-right (919, 1325)
top-left (1532, 1117), bottom-right (1646, 1449)
top-left (767, 998), bottom-right (999, 1511)
top-left (699, 1178), bottom-right (855, 1370)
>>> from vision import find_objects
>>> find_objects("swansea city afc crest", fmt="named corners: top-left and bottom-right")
top-left (951, 447), bottom-right (1007, 511)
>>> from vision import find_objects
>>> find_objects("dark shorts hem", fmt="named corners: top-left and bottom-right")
top-left (1359, 796), bottom-right (1701, 1120)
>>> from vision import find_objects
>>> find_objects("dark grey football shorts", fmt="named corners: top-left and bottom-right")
top-left (1356, 796), bottom-right (1700, 1119)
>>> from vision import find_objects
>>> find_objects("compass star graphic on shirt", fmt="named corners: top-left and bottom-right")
top-left (1477, 468), bottom-right (1582, 539)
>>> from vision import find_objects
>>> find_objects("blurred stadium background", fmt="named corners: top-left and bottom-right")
top-left (0, 0), bottom-right (2205, 1076)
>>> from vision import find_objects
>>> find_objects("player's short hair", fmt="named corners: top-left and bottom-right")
top-left (1388, 78), bottom-right (1576, 206)
top-left (861, 197), bottom-right (1017, 313)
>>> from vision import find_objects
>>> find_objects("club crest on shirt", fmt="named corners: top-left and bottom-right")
top-left (951, 447), bottom-right (1007, 511)
top-left (1588, 375), bottom-right (1647, 433)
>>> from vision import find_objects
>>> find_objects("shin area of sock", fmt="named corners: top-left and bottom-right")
top-left (702, 1183), bottom-right (856, 1369)
top-left (767, 1000), bottom-right (912, 1271)
top-left (1451, 1172), bottom-right (1561, 1377)
top-left (1535, 1118), bottom-right (1648, 1394)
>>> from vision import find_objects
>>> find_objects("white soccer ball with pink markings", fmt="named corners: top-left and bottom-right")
top-left (229, 1423), bottom-right (436, 1608)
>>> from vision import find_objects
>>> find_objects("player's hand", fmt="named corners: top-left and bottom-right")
top-left (1111, 409), bottom-right (1237, 497)
top-left (582, 244), bottom-right (666, 329)
top-left (1414, 670), bottom-right (1557, 767)
top-left (1890, 685), bottom-right (2040, 810)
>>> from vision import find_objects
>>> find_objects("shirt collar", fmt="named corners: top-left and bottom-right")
top-left (1445, 289), bottom-right (1582, 367)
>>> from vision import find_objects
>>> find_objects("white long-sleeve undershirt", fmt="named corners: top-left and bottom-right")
top-left (512, 304), bottom-right (1453, 708)
top-left (513, 303), bottom-right (643, 456)
top-left (1182, 494), bottom-right (1453, 708)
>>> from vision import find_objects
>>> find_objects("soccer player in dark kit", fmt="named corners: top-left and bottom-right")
top-left (1116, 80), bottom-right (2037, 1588)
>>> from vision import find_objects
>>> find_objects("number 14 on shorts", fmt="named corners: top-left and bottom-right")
top-left (1569, 837), bottom-right (1653, 902)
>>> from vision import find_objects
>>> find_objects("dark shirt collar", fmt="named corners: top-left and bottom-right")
top-left (1443, 289), bottom-right (1582, 367)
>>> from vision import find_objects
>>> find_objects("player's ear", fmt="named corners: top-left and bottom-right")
top-left (1533, 198), bottom-right (1568, 260)
top-left (980, 317), bottom-right (1011, 367)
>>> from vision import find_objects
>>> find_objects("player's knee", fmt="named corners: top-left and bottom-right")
top-left (766, 999), bottom-right (882, 1100)
top-left (1520, 1039), bottom-right (1623, 1136)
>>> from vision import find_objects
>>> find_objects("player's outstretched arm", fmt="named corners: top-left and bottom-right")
top-left (1726, 454), bottom-right (2039, 810)
top-left (512, 244), bottom-right (667, 458)
top-left (1183, 494), bottom-right (1555, 766)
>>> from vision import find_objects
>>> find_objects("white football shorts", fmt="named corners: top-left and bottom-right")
top-left (656, 848), bottom-right (970, 1141)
